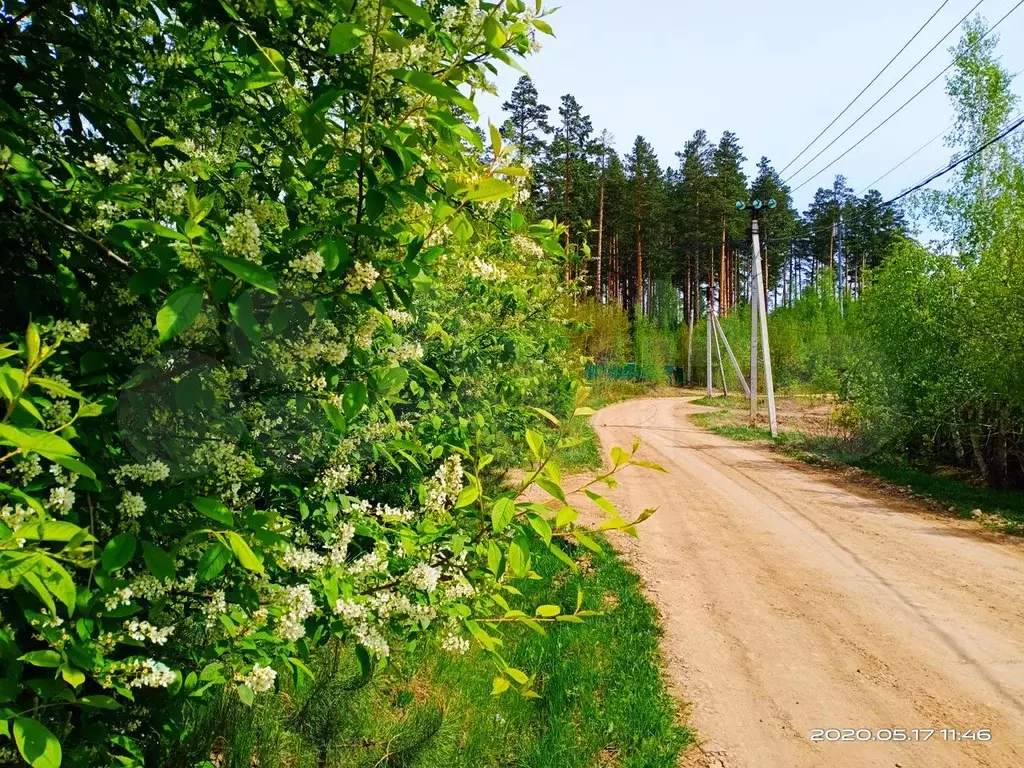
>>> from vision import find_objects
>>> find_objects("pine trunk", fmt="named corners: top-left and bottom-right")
top-left (595, 178), bottom-right (605, 303)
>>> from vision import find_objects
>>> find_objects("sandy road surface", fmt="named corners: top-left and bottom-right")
top-left (586, 397), bottom-right (1024, 768)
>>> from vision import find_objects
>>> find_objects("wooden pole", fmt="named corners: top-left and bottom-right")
top-left (714, 314), bottom-right (750, 399)
top-left (751, 219), bottom-right (778, 436)
top-left (706, 304), bottom-right (713, 398)
top-left (686, 308), bottom-right (694, 386)
top-left (750, 268), bottom-right (759, 420)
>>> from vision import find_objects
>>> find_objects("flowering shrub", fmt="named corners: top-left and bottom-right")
top-left (0, 1), bottom-right (659, 765)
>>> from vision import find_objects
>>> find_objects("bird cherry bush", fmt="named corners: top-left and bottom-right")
top-left (0, 1), bottom-right (660, 765)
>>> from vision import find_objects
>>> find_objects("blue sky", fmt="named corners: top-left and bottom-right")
top-left (477, 0), bottom-right (1024, 213)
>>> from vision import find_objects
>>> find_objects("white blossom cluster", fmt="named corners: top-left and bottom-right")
top-left (117, 492), bottom-right (147, 520)
top-left (113, 459), bottom-right (170, 485)
top-left (281, 546), bottom-right (326, 573)
top-left (9, 455), bottom-right (42, 485)
top-left (512, 234), bottom-right (545, 261)
top-left (85, 153), bottom-right (117, 174)
top-left (344, 260), bottom-right (379, 293)
top-left (47, 485), bottom-right (76, 516)
top-left (385, 308), bottom-right (413, 326)
top-left (0, 503), bottom-right (34, 532)
top-left (275, 584), bottom-right (316, 642)
top-left (104, 586), bottom-right (135, 611)
top-left (334, 598), bottom-right (368, 620)
top-left (353, 313), bottom-right (381, 349)
top-left (315, 460), bottom-right (354, 497)
top-left (327, 522), bottom-right (355, 565)
top-left (353, 622), bottom-right (390, 657)
top-left (203, 589), bottom-right (228, 629)
top-left (53, 319), bottom-right (91, 342)
top-left (389, 342), bottom-right (424, 363)
top-left (125, 620), bottom-right (174, 645)
top-left (423, 455), bottom-right (464, 515)
top-left (348, 549), bottom-right (389, 579)
top-left (294, 319), bottom-right (350, 365)
top-left (243, 663), bottom-right (277, 693)
top-left (289, 250), bottom-right (324, 276)
top-left (222, 210), bottom-right (262, 263)
top-left (471, 256), bottom-right (506, 282)
top-left (127, 658), bottom-right (176, 688)
top-left (405, 563), bottom-right (440, 593)
top-left (441, 632), bottom-right (470, 655)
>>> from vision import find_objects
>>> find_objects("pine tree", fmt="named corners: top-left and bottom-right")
top-left (500, 75), bottom-right (552, 165)
top-left (625, 135), bottom-right (664, 315)
top-left (711, 131), bottom-right (748, 313)
top-left (750, 157), bottom-right (799, 305)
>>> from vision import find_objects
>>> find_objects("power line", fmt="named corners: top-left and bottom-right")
top-left (783, 0), bottom-right (988, 187)
top-left (857, 64), bottom-right (1024, 194)
top-left (789, 0), bottom-right (1024, 194)
top-left (778, 0), bottom-right (955, 177)
top-left (774, 109), bottom-right (1024, 244)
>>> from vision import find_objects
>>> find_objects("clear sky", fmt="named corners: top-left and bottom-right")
top-left (477, 0), bottom-right (1024, 213)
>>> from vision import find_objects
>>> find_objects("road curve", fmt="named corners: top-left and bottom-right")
top-left (587, 397), bottom-right (1024, 768)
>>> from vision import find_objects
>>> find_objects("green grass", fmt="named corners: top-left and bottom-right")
top-left (692, 410), bottom-right (1024, 533)
top-left (182, 539), bottom-right (692, 767)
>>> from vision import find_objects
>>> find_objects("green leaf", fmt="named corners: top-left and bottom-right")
top-left (191, 497), bottom-right (234, 527)
top-left (118, 218), bottom-right (188, 242)
top-left (0, 425), bottom-right (78, 458)
top-left (77, 695), bottom-right (121, 710)
top-left (491, 676), bottom-right (510, 695)
top-left (490, 497), bottom-right (516, 532)
top-left (17, 521), bottom-right (91, 543)
top-left (30, 377), bottom-right (81, 399)
top-left (525, 428), bottom-right (544, 460)
top-left (19, 650), bottom-right (62, 668)
top-left (465, 177), bottom-right (515, 203)
top-left (142, 542), bottom-right (176, 581)
top-left (229, 290), bottom-right (262, 343)
top-left (529, 406), bottom-right (559, 427)
top-left (126, 117), bottom-right (145, 146)
top-left (14, 717), bottom-right (61, 768)
top-left (453, 485), bottom-right (479, 509)
top-left (26, 322), bottom-right (41, 366)
top-left (508, 535), bottom-right (529, 578)
top-left (101, 533), bottom-right (137, 572)
top-left (389, 69), bottom-right (479, 121)
top-left (328, 22), bottom-right (367, 54)
top-left (46, 454), bottom-right (96, 480)
top-left (156, 285), bottom-right (204, 342)
top-left (535, 604), bottom-right (560, 618)
top-left (213, 255), bottom-right (277, 295)
top-left (342, 381), bottom-right (367, 419)
top-left (196, 542), bottom-right (232, 582)
top-left (527, 513), bottom-right (552, 544)
top-left (227, 532), bottom-right (263, 573)
top-left (386, 0), bottom-right (431, 26)
top-left (239, 71), bottom-right (285, 90)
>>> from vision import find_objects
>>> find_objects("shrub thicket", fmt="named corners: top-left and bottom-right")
top-left (0, 2), bottom-right (657, 765)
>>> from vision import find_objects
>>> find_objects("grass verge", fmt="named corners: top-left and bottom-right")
top-left (187, 538), bottom-right (691, 767)
top-left (691, 408), bottom-right (1024, 533)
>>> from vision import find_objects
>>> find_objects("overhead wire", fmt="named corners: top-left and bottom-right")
top-left (772, 109), bottom-right (1024, 244)
top-left (788, 0), bottom-right (1024, 194)
top-left (856, 64), bottom-right (1024, 194)
top-left (778, 0), bottom-right (955, 177)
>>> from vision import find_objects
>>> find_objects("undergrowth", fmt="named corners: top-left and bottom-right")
top-left (691, 409), bottom-right (1024, 533)
top-left (191, 539), bottom-right (692, 767)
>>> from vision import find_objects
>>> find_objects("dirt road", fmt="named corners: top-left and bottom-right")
top-left (587, 397), bottom-right (1024, 768)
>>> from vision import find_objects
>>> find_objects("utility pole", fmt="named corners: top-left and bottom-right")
top-left (737, 200), bottom-right (778, 437)
top-left (749, 268), bottom-right (759, 417)
top-left (706, 299), bottom-right (713, 398)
